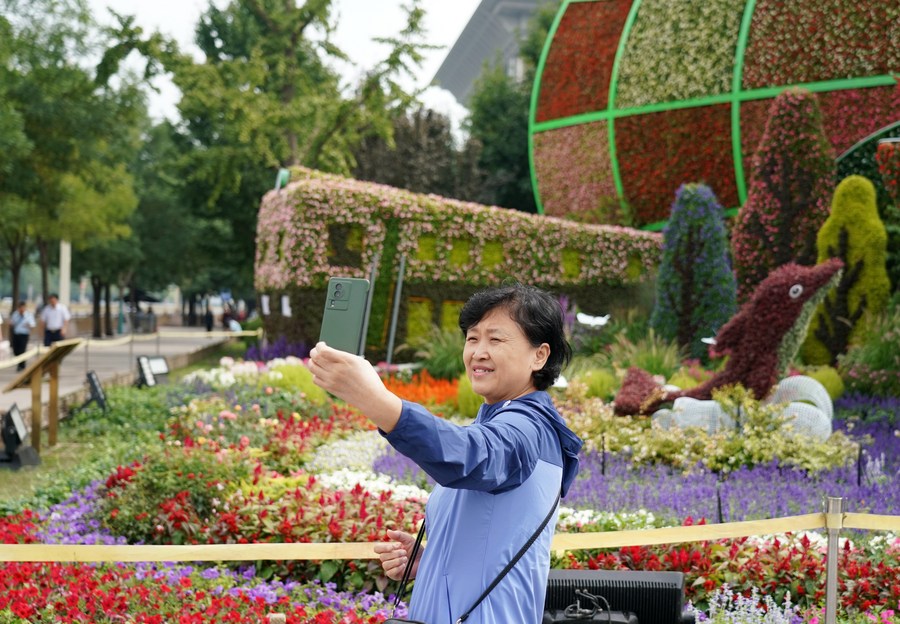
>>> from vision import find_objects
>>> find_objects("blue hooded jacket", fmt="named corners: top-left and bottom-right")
top-left (384, 390), bottom-right (583, 624)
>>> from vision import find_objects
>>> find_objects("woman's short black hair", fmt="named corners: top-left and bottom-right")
top-left (458, 283), bottom-right (572, 391)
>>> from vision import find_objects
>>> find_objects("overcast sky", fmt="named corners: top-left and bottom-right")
top-left (86, 0), bottom-right (479, 124)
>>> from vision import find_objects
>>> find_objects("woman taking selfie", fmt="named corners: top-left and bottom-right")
top-left (308, 283), bottom-right (582, 624)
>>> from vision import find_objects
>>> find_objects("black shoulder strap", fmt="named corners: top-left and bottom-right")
top-left (392, 519), bottom-right (426, 611)
top-left (455, 488), bottom-right (561, 624)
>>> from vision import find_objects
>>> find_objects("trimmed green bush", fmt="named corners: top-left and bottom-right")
top-left (456, 373), bottom-right (483, 419)
top-left (572, 367), bottom-right (619, 401)
top-left (838, 302), bottom-right (900, 397)
top-left (801, 176), bottom-right (891, 365)
top-left (650, 183), bottom-right (737, 361)
top-left (800, 366), bottom-right (845, 400)
top-left (265, 364), bottom-right (329, 406)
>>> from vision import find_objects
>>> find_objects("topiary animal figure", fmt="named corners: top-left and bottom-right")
top-left (614, 259), bottom-right (844, 415)
top-left (801, 176), bottom-right (891, 365)
top-left (650, 183), bottom-right (737, 361)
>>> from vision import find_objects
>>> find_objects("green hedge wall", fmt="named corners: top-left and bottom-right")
top-left (255, 168), bottom-right (661, 360)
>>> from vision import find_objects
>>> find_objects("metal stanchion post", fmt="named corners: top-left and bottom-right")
top-left (824, 496), bottom-right (844, 624)
top-left (385, 254), bottom-right (406, 367)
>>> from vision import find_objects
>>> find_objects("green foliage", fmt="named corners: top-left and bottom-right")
top-left (666, 370), bottom-right (702, 390)
top-left (0, 386), bottom-right (174, 515)
top-left (238, 315), bottom-right (263, 348)
top-left (264, 364), bottom-right (329, 406)
top-left (557, 384), bottom-right (859, 475)
top-left (352, 107), bottom-right (486, 203)
top-left (100, 445), bottom-right (252, 544)
top-left (602, 329), bottom-right (686, 379)
top-left (802, 176), bottom-right (891, 365)
top-left (571, 367), bottom-right (618, 401)
top-left (650, 183), bottom-right (737, 361)
top-left (838, 303), bottom-right (900, 397)
top-left (466, 60), bottom-right (535, 211)
top-left (407, 325), bottom-right (465, 381)
top-left (95, 0), bottom-right (433, 298)
top-left (800, 365), bottom-right (845, 400)
top-left (461, 0), bottom-right (557, 211)
top-left (456, 373), bottom-right (483, 419)
top-left (838, 127), bottom-right (900, 292)
top-left (1, 0), bottom-right (144, 304)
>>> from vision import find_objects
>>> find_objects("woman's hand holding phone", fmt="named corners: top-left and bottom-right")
top-left (308, 342), bottom-right (402, 433)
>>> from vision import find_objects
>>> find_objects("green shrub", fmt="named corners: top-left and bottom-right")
top-left (800, 365), bottom-right (845, 400)
top-left (406, 325), bottom-right (465, 381)
top-left (572, 367), bottom-right (619, 400)
top-left (802, 176), bottom-right (891, 365)
top-left (264, 364), bottom-right (329, 406)
top-left (556, 385), bottom-right (859, 475)
top-left (456, 374), bottom-right (483, 419)
top-left (603, 329), bottom-right (686, 379)
top-left (100, 444), bottom-right (253, 544)
top-left (838, 304), bottom-right (900, 397)
top-left (239, 316), bottom-right (263, 349)
top-left (606, 308), bottom-right (651, 344)
top-left (666, 370), bottom-right (702, 390)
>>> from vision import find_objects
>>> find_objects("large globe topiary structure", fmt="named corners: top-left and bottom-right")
top-left (529, 0), bottom-right (900, 229)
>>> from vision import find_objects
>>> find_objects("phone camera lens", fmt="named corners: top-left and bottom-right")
top-left (334, 290), bottom-right (343, 298)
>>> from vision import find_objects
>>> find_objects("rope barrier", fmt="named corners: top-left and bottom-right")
top-left (2, 510), bottom-right (896, 563)
top-left (844, 512), bottom-right (900, 532)
top-left (550, 513), bottom-right (825, 551)
top-left (0, 329), bottom-right (260, 371)
top-left (0, 542), bottom-right (376, 563)
top-left (0, 347), bottom-right (40, 369)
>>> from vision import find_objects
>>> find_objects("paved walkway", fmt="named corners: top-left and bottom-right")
top-left (0, 326), bottom-right (237, 416)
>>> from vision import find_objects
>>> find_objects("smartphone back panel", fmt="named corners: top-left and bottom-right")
top-left (318, 277), bottom-right (370, 354)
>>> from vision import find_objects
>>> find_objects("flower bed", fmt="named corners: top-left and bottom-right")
top-left (0, 357), bottom-right (898, 621)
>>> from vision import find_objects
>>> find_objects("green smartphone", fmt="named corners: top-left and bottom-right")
top-left (318, 277), bottom-right (370, 355)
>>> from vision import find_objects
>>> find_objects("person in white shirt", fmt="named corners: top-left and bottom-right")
top-left (39, 294), bottom-right (71, 346)
top-left (10, 301), bottom-right (36, 371)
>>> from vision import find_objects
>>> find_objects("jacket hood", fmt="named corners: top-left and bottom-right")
top-left (505, 391), bottom-right (583, 497)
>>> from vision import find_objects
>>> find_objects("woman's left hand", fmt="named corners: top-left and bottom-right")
top-left (308, 342), bottom-right (403, 432)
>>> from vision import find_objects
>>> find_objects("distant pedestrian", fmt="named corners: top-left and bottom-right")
top-left (10, 301), bottom-right (36, 371)
top-left (39, 294), bottom-right (71, 346)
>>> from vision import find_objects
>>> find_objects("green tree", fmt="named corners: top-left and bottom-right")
top-left (100, 0), bottom-right (432, 301)
top-left (0, 16), bottom-right (31, 180)
top-left (466, 62), bottom-right (534, 211)
top-left (1, 0), bottom-right (142, 306)
top-left (353, 107), bottom-right (484, 201)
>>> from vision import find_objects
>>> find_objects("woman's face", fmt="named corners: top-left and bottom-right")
top-left (463, 306), bottom-right (549, 405)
